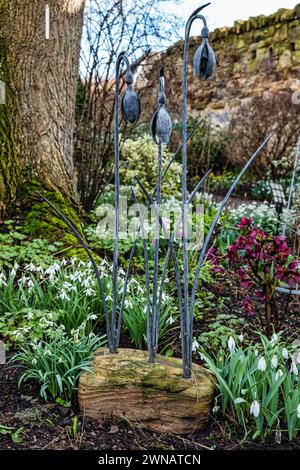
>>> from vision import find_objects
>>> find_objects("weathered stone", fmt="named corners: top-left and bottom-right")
top-left (79, 348), bottom-right (215, 435)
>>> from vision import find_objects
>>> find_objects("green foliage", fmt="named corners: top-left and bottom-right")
top-left (201, 333), bottom-right (300, 441)
top-left (216, 202), bottom-right (278, 252)
top-left (12, 334), bottom-right (105, 401)
top-left (206, 171), bottom-right (237, 194)
top-left (0, 229), bottom-right (59, 269)
top-left (0, 425), bottom-right (23, 444)
top-left (173, 118), bottom-right (230, 181)
top-left (198, 314), bottom-right (246, 354)
top-left (122, 293), bottom-right (175, 349)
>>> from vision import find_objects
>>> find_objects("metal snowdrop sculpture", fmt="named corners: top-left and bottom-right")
top-left (179, 3), bottom-right (274, 378)
top-left (132, 68), bottom-right (173, 363)
top-left (39, 51), bottom-right (141, 355)
top-left (148, 68), bottom-right (172, 362)
top-left (110, 51), bottom-right (141, 353)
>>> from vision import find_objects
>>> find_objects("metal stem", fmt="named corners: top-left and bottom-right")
top-left (112, 51), bottom-right (131, 353)
top-left (37, 193), bottom-right (112, 348)
top-left (151, 142), bottom-right (162, 361)
top-left (181, 3), bottom-right (210, 378)
top-left (283, 135), bottom-right (300, 236)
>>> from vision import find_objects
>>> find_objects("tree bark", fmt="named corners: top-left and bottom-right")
top-left (0, 0), bottom-right (85, 215)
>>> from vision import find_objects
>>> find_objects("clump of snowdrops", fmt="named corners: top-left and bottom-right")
top-left (200, 333), bottom-right (300, 441)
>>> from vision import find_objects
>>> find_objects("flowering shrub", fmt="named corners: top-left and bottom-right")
top-left (227, 217), bottom-right (300, 336)
top-left (201, 333), bottom-right (300, 441)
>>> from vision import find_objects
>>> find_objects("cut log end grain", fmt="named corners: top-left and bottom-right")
top-left (78, 348), bottom-right (215, 435)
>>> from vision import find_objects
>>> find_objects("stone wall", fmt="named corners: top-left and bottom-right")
top-left (138, 4), bottom-right (300, 125)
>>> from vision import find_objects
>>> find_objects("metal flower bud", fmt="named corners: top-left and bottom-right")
top-left (193, 25), bottom-right (216, 80)
top-left (121, 70), bottom-right (141, 124)
top-left (150, 69), bottom-right (172, 145)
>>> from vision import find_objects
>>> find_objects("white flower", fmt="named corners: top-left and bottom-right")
top-left (238, 335), bottom-right (244, 342)
top-left (85, 288), bottom-right (95, 297)
top-left (275, 369), bottom-right (284, 381)
top-left (25, 311), bottom-right (34, 320)
top-left (291, 362), bottom-right (298, 376)
top-left (0, 273), bottom-right (7, 287)
top-left (257, 356), bottom-right (267, 372)
top-left (166, 316), bottom-right (175, 326)
top-left (254, 349), bottom-right (259, 357)
top-left (295, 352), bottom-right (300, 364)
top-left (192, 338), bottom-right (200, 352)
top-left (59, 290), bottom-right (70, 301)
top-left (271, 333), bottom-right (278, 345)
top-left (282, 348), bottom-right (289, 360)
top-left (271, 355), bottom-right (278, 369)
top-left (250, 400), bottom-right (260, 418)
top-left (297, 404), bottom-right (300, 419)
top-left (228, 336), bottom-right (236, 353)
top-left (88, 314), bottom-right (97, 321)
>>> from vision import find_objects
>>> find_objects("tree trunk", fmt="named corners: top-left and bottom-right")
top-left (0, 0), bottom-right (85, 216)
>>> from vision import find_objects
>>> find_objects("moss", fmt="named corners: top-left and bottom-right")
top-left (11, 179), bottom-right (95, 261)
top-left (141, 374), bottom-right (187, 394)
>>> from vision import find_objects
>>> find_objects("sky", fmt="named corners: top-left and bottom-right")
top-left (164, 0), bottom-right (300, 36)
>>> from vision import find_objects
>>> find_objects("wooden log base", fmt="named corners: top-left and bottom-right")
top-left (78, 348), bottom-right (215, 435)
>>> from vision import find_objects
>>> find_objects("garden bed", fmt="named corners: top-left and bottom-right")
top-left (1, 362), bottom-right (300, 450)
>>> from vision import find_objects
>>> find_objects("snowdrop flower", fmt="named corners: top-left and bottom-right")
top-left (59, 290), bottom-right (70, 302)
top-left (87, 314), bottom-right (97, 321)
top-left (275, 369), bottom-right (284, 381)
top-left (238, 335), bottom-right (244, 342)
top-left (25, 262), bottom-right (37, 272)
top-left (271, 333), bottom-right (278, 345)
top-left (15, 332), bottom-right (24, 341)
top-left (291, 362), bottom-right (298, 376)
top-left (10, 268), bottom-right (17, 277)
top-left (166, 315), bottom-right (175, 326)
top-left (297, 404), bottom-right (300, 419)
top-left (282, 348), bottom-right (289, 360)
top-left (25, 311), bottom-right (34, 320)
top-left (228, 336), bottom-right (236, 353)
top-left (192, 338), bottom-right (200, 352)
top-left (27, 278), bottom-right (34, 289)
top-left (295, 352), bottom-right (300, 364)
top-left (85, 288), bottom-right (95, 297)
top-left (257, 356), bottom-right (267, 372)
top-left (254, 349), bottom-right (259, 357)
top-left (0, 272), bottom-right (7, 287)
top-left (250, 400), bottom-right (260, 418)
top-left (271, 355), bottom-right (278, 369)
